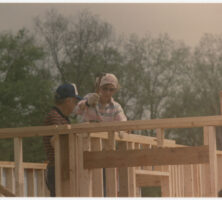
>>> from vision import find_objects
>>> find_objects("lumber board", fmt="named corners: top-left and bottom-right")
top-left (0, 161), bottom-right (47, 169)
top-left (0, 183), bottom-right (15, 197)
top-left (1, 115), bottom-right (222, 138)
top-left (90, 132), bottom-right (175, 146)
top-left (84, 146), bottom-right (209, 169)
top-left (14, 137), bottom-right (24, 196)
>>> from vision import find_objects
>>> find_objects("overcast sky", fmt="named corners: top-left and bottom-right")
top-left (1, 3), bottom-right (222, 47)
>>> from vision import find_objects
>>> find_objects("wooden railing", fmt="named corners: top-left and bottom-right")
top-left (0, 115), bottom-right (222, 196)
top-left (0, 161), bottom-right (49, 197)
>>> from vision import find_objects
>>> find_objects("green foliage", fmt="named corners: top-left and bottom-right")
top-left (0, 29), bottom-right (54, 162)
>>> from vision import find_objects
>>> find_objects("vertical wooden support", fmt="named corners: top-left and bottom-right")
top-left (217, 155), bottom-right (222, 192)
top-left (156, 128), bottom-right (164, 147)
top-left (26, 169), bottom-right (34, 197)
top-left (180, 165), bottom-right (184, 197)
top-left (118, 141), bottom-right (129, 197)
top-left (193, 165), bottom-right (199, 197)
top-left (36, 169), bottom-right (45, 197)
top-left (69, 133), bottom-right (78, 196)
top-left (141, 144), bottom-right (152, 170)
top-left (199, 164), bottom-right (203, 196)
top-left (105, 131), bottom-right (117, 197)
top-left (184, 164), bottom-right (194, 197)
top-left (14, 137), bottom-right (24, 196)
top-left (55, 135), bottom-right (70, 197)
top-left (156, 128), bottom-right (170, 197)
top-left (128, 142), bottom-right (136, 197)
top-left (203, 126), bottom-right (218, 197)
top-left (78, 133), bottom-right (92, 196)
top-left (5, 168), bottom-right (14, 193)
top-left (134, 143), bottom-right (141, 197)
top-left (91, 138), bottom-right (103, 197)
top-left (0, 167), bottom-right (2, 196)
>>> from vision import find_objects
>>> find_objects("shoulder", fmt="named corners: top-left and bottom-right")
top-left (44, 108), bottom-right (61, 125)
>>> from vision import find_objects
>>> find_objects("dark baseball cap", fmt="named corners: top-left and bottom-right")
top-left (55, 83), bottom-right (83, 100)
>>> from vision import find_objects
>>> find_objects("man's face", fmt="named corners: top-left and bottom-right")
top-left (66, 97), bottom-right (78, 115)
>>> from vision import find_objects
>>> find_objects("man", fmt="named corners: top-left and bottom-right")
top-left (43, 83), bottom-right (82, 197)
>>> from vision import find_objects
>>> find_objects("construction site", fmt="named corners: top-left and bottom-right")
top-left (1, 96), bottom-right (222, 197)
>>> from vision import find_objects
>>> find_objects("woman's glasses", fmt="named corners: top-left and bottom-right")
top-left (101, 87), bottom-right (116, 92)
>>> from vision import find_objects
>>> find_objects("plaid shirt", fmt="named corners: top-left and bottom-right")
top-left (75, 94), bottom-right (127, 122)
top-left (43, 107), bottom-right (70, 166)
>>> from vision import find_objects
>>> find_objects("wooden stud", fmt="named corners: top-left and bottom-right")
top-left (26, 169), bottom-right (34, 197)
top-left (55, 135), bottom-right (70, 197)
top-left (14, 137), bottom-right (24, 196)
top-left (104, 131), bottom-right (117, 197)
top-left (183, 164), bottom-right (194, 197)
top-left (203, 126), bottom-right (218, 196)
top-left (78, 134), bottom-right (92, 197)
top-left (134, 143), bottom-right (141, 197)
top-left (91, 138), bottom-right (103, 197)
top-left (217, 155), bottom-right (222, 193)
top-left (36, 169), bottom-right (45, 197)
top-left (118, 141), bottom-right (129, 197)
top-left (128, 142), bottom-right (136, 197)
top-left (5, 168), bottom-right (14, 193)
top-left (69, 133), bottom-right (78, 196)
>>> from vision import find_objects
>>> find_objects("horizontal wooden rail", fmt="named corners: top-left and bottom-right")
top-left (84, 146), bottom-right (209, 169)
top-left (91, 132), bottom-right (176, 146)
top-left (1, 115), bottom-right (222, 138)
top-left (0, 161), bottom-right (47, 169)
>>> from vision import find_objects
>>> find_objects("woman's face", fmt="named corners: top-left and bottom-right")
top-left (99, 84), bottom-right (116, 102)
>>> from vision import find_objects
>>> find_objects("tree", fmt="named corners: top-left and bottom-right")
top-left (34, 9), bottom-right (122, 95)
top-left (0, 29), bottom-right (54, 161)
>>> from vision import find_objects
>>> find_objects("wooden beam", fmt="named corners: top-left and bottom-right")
top-left (118, 141), bottom-right (129, 197)
top-left (91, 138), bottom-right (103, 197)
top-left (128, 142), bottom-right (136, 197)
top-left (0, 161), bottom-right (47, 169)
top-left (0, 184), bottom-right (15, 197)
top-left (2, 115), bottom-right (222, 138)
top-left (90, 132), bottom-right (175, 146)
top-left (183, 165), bottom-right (194, 197)
top-left (203, 126), bottom-right (218, 197)
top-left (14, 137), bottom-right (24, 196)
top-left (105, 132), bottom-right (118, 197)
top-left (26, 169), bottom-right (34, 197)
top-left (84, 146), bottom-right (209, 169)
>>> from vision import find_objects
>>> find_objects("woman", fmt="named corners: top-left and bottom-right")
top-left (76, 73), bottom-right (127, 122)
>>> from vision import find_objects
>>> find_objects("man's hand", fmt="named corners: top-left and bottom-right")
top-left (86, 93), bottom-right (100, 107)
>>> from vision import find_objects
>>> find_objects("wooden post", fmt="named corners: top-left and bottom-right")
top-left (26, 169), bottom-right (34, 197)
top-left (134, 143), bottom-right (141, 197)
top-left (203, 126), bottom-right (218, 196)
top-left (128, 142), bottom-right (136, 197)
top-left (78, 133), bottom-right (92, 196)
top-left (217, 155), bottom-right (222, 193)
top-left (5, 168), bottom-right (14, 193)
top-left (105, 131), bottom-right (117, 197)
top-left (118, 141), bottom-right (129, 197)
top-left (156, 128), bottom-right (170, 197)
top-left (91, 138), bottom-right (103, 197)
top-left (14, 137), bottom-right (24, 196)
top-left (36, 169), bottom-right (45, 197)
top-left (184, 165), bottom-right (194, 197)
top-left (55, 135), bottom-right (70, 197)
top-left (69, 133), bottom-right (78, 196)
